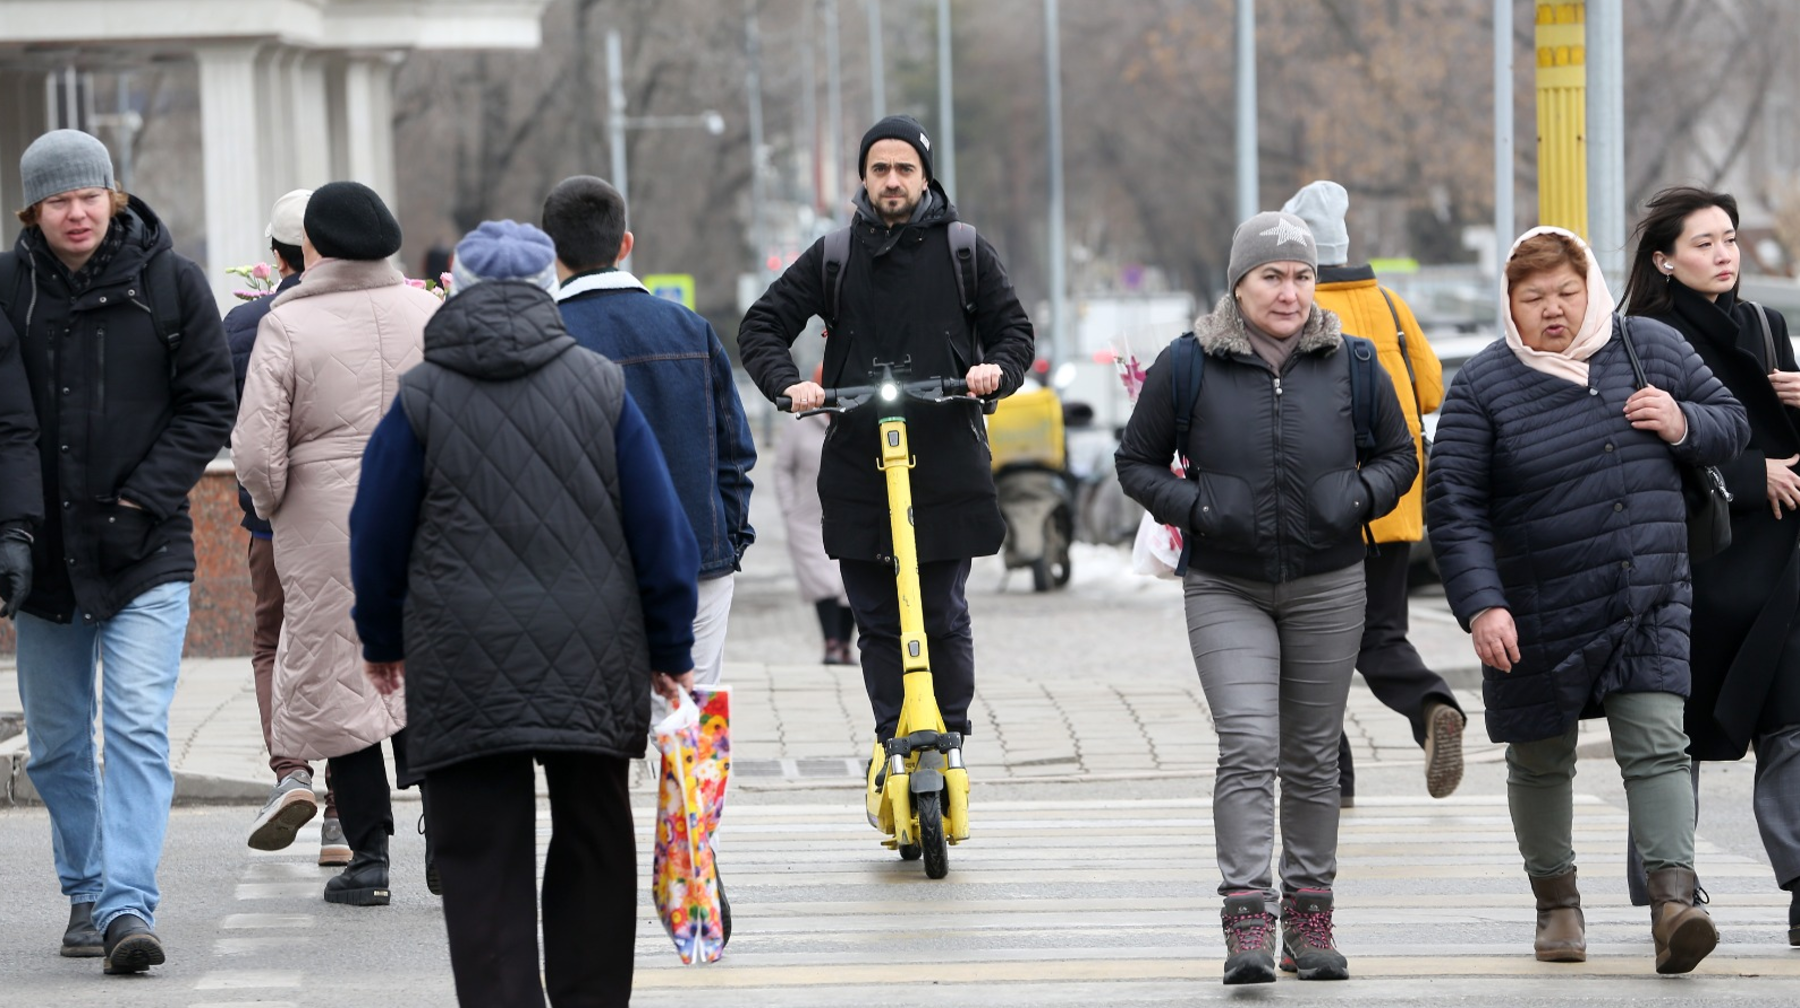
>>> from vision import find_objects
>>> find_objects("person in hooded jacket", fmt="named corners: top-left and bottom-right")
top-left (0, 129), bottom-right (236, 974)
top-left (1428, 226), bottom-right (1747, 974)
top-left (1116, 210), bottom-right (1418, 985)
top-left (1622, 186), bottom-right (1800, 945)
top-left (737, 115), bottom-right (1034, 767)
top-left (349, 220), bottom-right (699, 1008)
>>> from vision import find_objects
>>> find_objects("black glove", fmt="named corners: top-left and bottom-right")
top-left (0, 525), bottom-right (33, 619)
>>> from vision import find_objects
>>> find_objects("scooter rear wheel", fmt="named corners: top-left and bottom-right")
top-left (918, 790), bottom-right (950, 879)
top-left (898, 842), bottom-right (922, 861)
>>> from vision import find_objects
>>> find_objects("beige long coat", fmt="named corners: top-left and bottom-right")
top-left (232, 259), bottom-right (439, 761)
top-left (774, 413), bottom-right (846, 604)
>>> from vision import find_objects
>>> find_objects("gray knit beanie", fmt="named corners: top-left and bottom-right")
top-left (20, 130), bottom-right (115, 208)
top-left (1281, 181), bottom-right (1349, 266)
top-left (1227, 211), bottom-right (1317, 292)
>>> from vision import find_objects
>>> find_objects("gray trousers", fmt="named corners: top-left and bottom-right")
top-left (1184, 564), bottom-right (1364, 903)
top-left (1509, 690), bottom-right (1695, 879)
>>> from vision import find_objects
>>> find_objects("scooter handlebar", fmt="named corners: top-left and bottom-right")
top-left (777, 376), bottom-right (977, 413)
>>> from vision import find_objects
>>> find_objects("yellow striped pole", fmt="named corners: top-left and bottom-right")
top-left (1536, 3), bottom-right (1588, 237)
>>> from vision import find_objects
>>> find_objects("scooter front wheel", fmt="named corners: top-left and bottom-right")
top-left (918, 790), bottom-right (950, 879)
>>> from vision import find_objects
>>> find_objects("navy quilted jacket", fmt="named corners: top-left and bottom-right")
top-left (1426, 318), bottom-right (1748, 743)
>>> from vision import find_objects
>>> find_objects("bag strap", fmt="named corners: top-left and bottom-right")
top-left (1378, 287), bottom-right (1427, 420)
top-left (1750, 300), bottom-right (1779, 371)
top-left (1616, 313), bottom-right (1650, 389)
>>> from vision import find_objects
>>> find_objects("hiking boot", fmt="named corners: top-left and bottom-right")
top-left (1423, 702), bottom-right (1464, 799)
top-left (60, 902), bottom-right (102, 958)
top-left (1220, 891), bottom-right (1276, 985)
top-left (1529, 868), bottom-right (1586, 962)
top-left (323, 834), bottom-right (390, 906)
top-left (1647, 867), bottom-right (1718, 974)
top-left (247, 770), bottom-right (319, 851)
top-left (101, 914), bottom-right (164, 975)
top-left (1280, 889), bottom-right (1349, 980)
top-left (317, 817), bottom-right (352, 867)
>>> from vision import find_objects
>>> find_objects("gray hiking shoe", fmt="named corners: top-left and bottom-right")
top-left (1220, 892), bottom-right (1277, 985)
top-left (1280, 889), bottom-right (1349, 980)
top-left (247, 770), bottom-right (318, 851)
top-left (318, 816), bottom-right (352, 867)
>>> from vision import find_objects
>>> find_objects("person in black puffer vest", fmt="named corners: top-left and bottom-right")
top-left (348, 220), bottom-right (698, 1008)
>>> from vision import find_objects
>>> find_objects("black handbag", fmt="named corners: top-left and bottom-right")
top-left (1616, 316), bottom-right (1733, 562)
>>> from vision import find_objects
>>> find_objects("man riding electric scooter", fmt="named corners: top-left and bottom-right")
top-left (739, 115), bottom-right (1036, 845)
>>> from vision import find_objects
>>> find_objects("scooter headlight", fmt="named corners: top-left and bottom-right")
top-left (880, 382), bottom-right (899, 402)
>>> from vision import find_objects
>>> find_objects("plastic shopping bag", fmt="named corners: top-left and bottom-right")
top-left (1130, 510), bottom-right (1183, 579)
top-left (651, 686), bottom-right (732, 964)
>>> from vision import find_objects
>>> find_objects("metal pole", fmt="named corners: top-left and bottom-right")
top-left (1494, 0), bottom-right (1514, 314)
top-left (824, 0), bottom-right (844, 219)
top-left (1235, 0), bottom-right (1257, 223)
top-left (1587, 0), bottom-right (1625, 276)
top-left (115, 74), bottom-right (135, 193)
top-left (866, 0), bottom-right (886, 121)
top-left (1045, 0), bottom-right (1068, 365)
top-left (802, 0), bottom-right (819, 214)
top-left (747, 0), bottom-right (770, 287)
top-left (937, 0), bottom-right (957, 200)
top-left (606, 28), bottom-right (631, 271)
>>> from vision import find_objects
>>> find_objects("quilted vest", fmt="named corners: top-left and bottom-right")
top-left (398, 303), bottom-right (652, 772)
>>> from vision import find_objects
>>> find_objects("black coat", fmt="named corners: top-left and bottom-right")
top-left (738, 184), bottom-right (1036, 562)
top-left (0, 198), bottom-right (236, 622)
top-left (1114, 297), bottom-right (1418, 584)
top-left (224, 271), bottom-right (300, 535)
top-left (0, 311), bottom-right (41, 532)
top-left (1645, 284), bottom-right (1800, 758)
top-left (1427, 320), bottom-right (1749, 744)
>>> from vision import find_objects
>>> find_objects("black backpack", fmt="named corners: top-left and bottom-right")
top-left (1167, 330), bottom-right (1382, 575)
top-left (0, 248), bottom-right (184, 373)
top-left (818, 220), bottom-right (980, 335)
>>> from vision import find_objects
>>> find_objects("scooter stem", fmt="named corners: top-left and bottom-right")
top-left (877, 412), bottom-right (947, 736)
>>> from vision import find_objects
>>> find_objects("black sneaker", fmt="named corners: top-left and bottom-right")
top-left (101, 914), bottom-right (164, 975)
top-left (1280, 889), bottom-right (1349, 980)
top-left (1220, 891), bottom-right (1277, 985)
top-left (61, 902), bottom-right (101, 958)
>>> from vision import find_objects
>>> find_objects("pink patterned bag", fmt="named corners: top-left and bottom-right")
top-left (651, 686), bottom-right (732, 964)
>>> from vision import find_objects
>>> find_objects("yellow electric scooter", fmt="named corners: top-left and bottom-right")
top-left (779, 362), bottom-right (975, 878)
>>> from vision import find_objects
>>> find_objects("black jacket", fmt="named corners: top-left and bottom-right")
top-left (738, 184), bottom-right (1036, 562)
top-left (0, 311), bottom-right (41, 533)
top-left (1115, 297), bottom-right (1418, 584)
top-left (1, 197), bottom-right (236, 622)
top-left (224, 271), bottom-right (301, 535)
top-left (1427, 319), bottom-right (1748, 743)
top-left (1644, 284), bottom-right (1800, 758)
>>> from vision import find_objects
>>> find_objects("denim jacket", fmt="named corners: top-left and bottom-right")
top-left (557, 271), bottom-right (755, 577)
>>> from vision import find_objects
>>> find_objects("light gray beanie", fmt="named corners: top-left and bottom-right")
top-left (1281, 180), bottom-right (1349, 266)
top-left (1227, 211), bottom-right (1317, 292)
top-left (20, 130), bottom-right (114, 208)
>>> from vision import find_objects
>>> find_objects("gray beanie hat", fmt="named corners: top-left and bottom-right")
top-left (1281, 181), bottom-right (1349, 266)
top-left (20, 129), bottom-right (115, 208)
top-left (1227, 211), bottom-right (1317, 292)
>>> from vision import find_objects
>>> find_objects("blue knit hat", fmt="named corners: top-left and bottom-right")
top-left (451, 220), bottom-right (558, 294)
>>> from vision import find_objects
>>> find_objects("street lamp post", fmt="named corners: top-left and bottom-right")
top-left (606, 28), bottom-right (725, 272)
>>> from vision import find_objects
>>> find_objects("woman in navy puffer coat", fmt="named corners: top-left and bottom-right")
top-left (1428, 227), bottom-right (1746, 974)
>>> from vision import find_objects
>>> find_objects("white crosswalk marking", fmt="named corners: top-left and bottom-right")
top-left (621, 793), bottom-right (1800, 1005)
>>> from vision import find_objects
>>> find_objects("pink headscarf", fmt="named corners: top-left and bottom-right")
top-left (1501, 226), bottom-right (1616, 386)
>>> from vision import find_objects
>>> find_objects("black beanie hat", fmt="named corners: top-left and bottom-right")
top-left (303, 181), bottom-right (403, 261)
top-left (858, 114), bottom-right (933, 181)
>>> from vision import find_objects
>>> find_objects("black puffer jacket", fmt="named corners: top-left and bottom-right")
top-left (0, 311), bottom-right (41, 532)
top-left (1427, 318), bottom-right (1748, 743)
top-left (1, 198), bottom-right (236, 623)
top-left (738, 183), bottom-right (1036, 562)
top-left (1115, 296), bottom-right (1417, 584)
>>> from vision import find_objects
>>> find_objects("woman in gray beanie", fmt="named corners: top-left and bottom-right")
top-left (1115, 210), bottom-right (1418, 985)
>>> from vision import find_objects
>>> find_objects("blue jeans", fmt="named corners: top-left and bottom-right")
top-left (15, 581), bottom-right (188, 932)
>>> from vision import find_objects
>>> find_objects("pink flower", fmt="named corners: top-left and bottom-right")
top-left (251, 262), bottom-right (272, 281)
top-left (439, 272), bottom-right (454, 290)
top-left (406, 278), bottom-right (427, 288)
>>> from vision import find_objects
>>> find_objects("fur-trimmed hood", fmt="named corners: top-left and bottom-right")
top-left (1192, 294), bottom-right (1343, 359)
top-left (271, 257), bottom-right (407, 308)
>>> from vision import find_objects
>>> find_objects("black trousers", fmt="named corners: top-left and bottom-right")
top-left (1338, 543), bottom-right (1461, 794)
top-left (840, 557), bottom-right (975, 738)
top-left (426, 752), bottom-right (636, 1008)
top-left (330, 728), bottom-right (412, 854)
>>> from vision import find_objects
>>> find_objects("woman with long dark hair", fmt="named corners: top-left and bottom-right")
top-left (1624, 185), bottom-right (1800, 947)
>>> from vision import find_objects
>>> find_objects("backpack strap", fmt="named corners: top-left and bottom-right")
top-left (139, 250), bottom-right (184, 376)
top-left (948, 220), bottom-right (982, 364)
top-left (1344, 334), bottom-right (1379, 463)
top-left (819, 225), bottom-right (852, 332)
top-left (1169, 332), bottom-right (1204, 575)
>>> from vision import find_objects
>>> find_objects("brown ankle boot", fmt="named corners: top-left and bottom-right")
top-left (1646, 867), bottom-right (1718, 974)
top-left (1529, 868), bottom-right (1586, 962)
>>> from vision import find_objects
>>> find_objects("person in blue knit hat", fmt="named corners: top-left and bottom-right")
top-left (350, 219), bottom-right (699, 1007)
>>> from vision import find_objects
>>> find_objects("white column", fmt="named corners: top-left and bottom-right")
top-left (339, 54), bottom-right (400, 210)
top-left (197, 43), bottom-right (268, 310)
top-left (257, 46), bottom-right (297, 204)
top-left (289, 52), bottom-right (332, 187)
